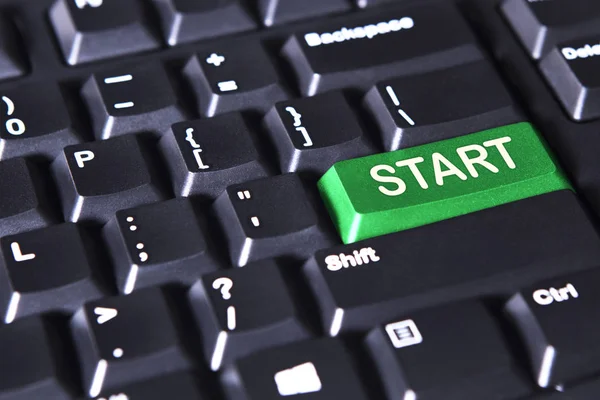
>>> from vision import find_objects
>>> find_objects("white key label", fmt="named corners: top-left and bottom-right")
top-left (533, 283), bottom-right (579, 306)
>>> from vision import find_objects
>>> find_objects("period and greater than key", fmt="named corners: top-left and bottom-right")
top-left (319, 121), bottom-right (571, 244)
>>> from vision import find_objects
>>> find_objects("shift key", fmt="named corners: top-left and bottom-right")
top-left (319, 123), bottom-right (570, 244)
top-left (282, 2), bottom-right (482, 95)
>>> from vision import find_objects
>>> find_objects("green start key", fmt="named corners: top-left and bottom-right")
top-left (319, 122), bottom-right (571, 244)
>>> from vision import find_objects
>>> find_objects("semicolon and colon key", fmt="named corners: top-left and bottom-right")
top-left (318, 122), bottom-right (570, 244)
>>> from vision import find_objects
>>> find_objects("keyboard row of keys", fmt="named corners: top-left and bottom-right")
top-left (7, 253), bottom-right (600, 398)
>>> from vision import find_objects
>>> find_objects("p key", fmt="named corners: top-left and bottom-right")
top-left (183, 40), bottom-right (288, 117)
top-left (505, 269), bottom-right (600, 388)
top-left (82, 63), bottom-right (186, 139)
top-left (49, 0), bottom-right (160, 65)
top-left (52, 135), bottom-right (167, 223)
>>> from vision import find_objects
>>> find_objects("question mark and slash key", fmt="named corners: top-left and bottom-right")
top-left (212, 277), bottom-right (236, 330)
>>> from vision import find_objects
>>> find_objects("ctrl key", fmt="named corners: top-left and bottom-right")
top-left (366, 301), bottom-right (531, 400)
top-left (505, 268), bottom-right (600, 388)
top-left (221, 338), bottom-right (370, 400)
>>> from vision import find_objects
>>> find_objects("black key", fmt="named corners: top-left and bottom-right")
top-left (257, 0), bottom-right (351, 27)
top-left (366, 301), bottom-right (531, 400)
top-left (52, 135), bottom-right (167, 223)
top-left (303, 191), bottom-right (600, 334)
top-left (0, 16), bottom-right (25, 81)
top-left (364, 62), bottom-right (523, 151)
top-left (0, 83), bottom-right (80, 159)
top-left (0, 158), bottom-right (56, 237)
top-left (160, 114), bottom-right (268, 198)
top-left (0, 223), bottom-right (105, 324)
top-left (282, 3), bottom-right (482, 96)
top-left (213, 174), bottom-right (333, 266)
top-left (189, 260), bottom-right (311, 370)
top-left (539, 36), bottom-right (600, 121)
top-left (49, 0), bottom-right (160, 65)
top-left (81, 63), bottom-right (186, 139)
top-left (0, 317), bottom-right (72, 400)
top-left (222, 338), bottom-right (369, 399)
top-left (91, 372), bottom-right (206, 400)
top-left (183, 41), bottom-right (288, 117)
top-left (263, 91), bottom-right (375, 174)
top-left (505, 268), bottom-right (600, 388)
top-left (71, 288), bottom-right (192, 397)
top-left (103, 199), bottom-right (219, 294)
top-left (501, 0), bottom-right (600, 59)
top-left (152, 0), bottom-right (256, 46)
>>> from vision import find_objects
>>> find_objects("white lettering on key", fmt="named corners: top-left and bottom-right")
top-left (75, 0), bottom-right (103, 9)
top-left (74, 150), bottom-right (95, 168)
top-left (562, 43), bottom-right (600, 60)
top-left (304, 17), bottom-right (414, 47)
top-left (218, 81), bottom-right (238, 92)
top-left (2, 96), bottom-right (26, 136)
top-left (104, 75), bottom-right (132, 85)
top-left (533, 283), bottom-right (579, 306)
top-left (325, 247), bottom-right (380, 271)
top-left (10, 242), bottom-right (35, 262)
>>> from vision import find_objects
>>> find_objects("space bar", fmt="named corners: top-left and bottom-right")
top-left (303, 191), bottom-right (600, 335)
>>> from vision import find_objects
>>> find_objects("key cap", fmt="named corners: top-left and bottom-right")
top-left (90, 372), bottom-right (206, 400)
top-left (183, 41), bottom-right (288, 117)
top-left (505, 268), bottom-right (600, 388)
top-left (81, 63), bottom-right (186, 139)
top-left (0, 83), bottom-right (80, 160)
top-left (71, 288), bottom-right (192, 397)
top-left (0, 158), bottom-right (56, 237)
top-left (103, 199), bottom-right (219, 294)
top-left (49, 0), bottom-right (160, 65)
top-left (189, 260), bottom-right (311, 371)
top-left (263, 91), bottom-right (375, 174)
top-left (282, 2), bottom-right (482, 96)
top-left (52, 135), bottom-right (167, 223)
top-left (364, 62), bottom-right (523, 151)
top-left (152, 0), bottom-right (256, 46)
top-left (366, 301), bottom-right (531, 400)
top-left (303, 190), bottom-right (600, 334)
top-left (257, 0), bottom-right (351, 27)
top-left (0, 317), bottom-right (72, 400)
top-left (160, 114), bottom-right (268, 198)
top-left (213, 174), bottom-right (333, 266)
top-left (539, 36), bottom-right (600, 121)
top-left (319, 122), bottom-right (569, 243)
top-left (0, 16), bottom-right (25, 81)
top-left (221, 338), bottom-right (369, 400)
top-left (501, 0), bottom-right (600, 59)
top-left (0, 223), bottom-right (105, 324)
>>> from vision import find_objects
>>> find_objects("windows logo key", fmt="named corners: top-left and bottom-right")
top-left (385, 319), bottom-right (424, 349)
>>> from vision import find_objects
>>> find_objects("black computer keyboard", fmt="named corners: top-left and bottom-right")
top-left (2, 0), bottom-right (600, 399)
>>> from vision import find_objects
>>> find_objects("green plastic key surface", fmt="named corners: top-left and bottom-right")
top-left (319, 122), bottom-right (571, 244)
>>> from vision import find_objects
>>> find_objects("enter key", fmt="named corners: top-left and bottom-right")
top-left (319, 122), bottom-right (571, 243)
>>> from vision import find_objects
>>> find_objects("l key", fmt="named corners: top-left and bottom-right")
top-left (82, 63), bottom-right (186, 139)
top-left (282, 2), bottom-right (482, 96)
